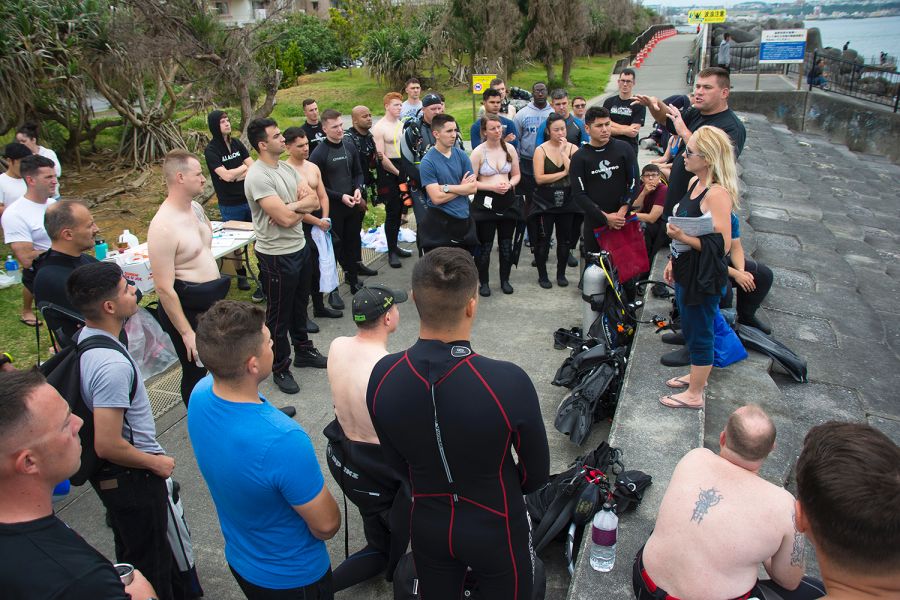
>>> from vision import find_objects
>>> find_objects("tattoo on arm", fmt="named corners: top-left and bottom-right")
top-left (690, 487), bottom-right (724, 524)
top-left (791, 512), bottom-right (806, 567)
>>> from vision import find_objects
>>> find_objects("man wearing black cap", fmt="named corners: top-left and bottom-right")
top-left (0, 142), bottom-right (31, 217)
top-left (325, 283), bottom-right (407, 591)
top-left (400, 93), bottom-right (463, 233)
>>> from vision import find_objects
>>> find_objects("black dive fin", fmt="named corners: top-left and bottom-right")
top-left (737, 325), bottom-right (808, 383)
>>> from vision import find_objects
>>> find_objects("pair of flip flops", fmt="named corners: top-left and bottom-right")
top-left (20, 317), bottom-right (43, 328)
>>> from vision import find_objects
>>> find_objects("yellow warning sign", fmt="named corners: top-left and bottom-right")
top-left (472, 74), bottom-right (496, 96)
top-left (688, 9), bottom-right (726, 24)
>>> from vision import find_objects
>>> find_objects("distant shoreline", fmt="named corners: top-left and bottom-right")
top-left (806, 14), bottom-right (899, 21)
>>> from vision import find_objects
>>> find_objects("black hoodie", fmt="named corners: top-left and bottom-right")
top-left (204, 110), bottom-right (251, 206)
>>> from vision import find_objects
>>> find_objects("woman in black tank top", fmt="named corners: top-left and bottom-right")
top-left (531, 113), bottom-right (580, 289)
top-left (660, 126), bottom-right (738, 410)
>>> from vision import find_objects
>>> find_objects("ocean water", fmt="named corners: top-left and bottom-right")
top-left (805, 15), bottom-right (900, 64)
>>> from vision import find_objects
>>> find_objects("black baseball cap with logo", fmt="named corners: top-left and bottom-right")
top-left (352, 284), bottom-right (408, 324)
top-left (421, 93), bottom-right (443, 108)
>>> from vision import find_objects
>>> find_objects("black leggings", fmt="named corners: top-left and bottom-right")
top-left (721, 258), bottom-right (774, 319)
top-left (413, 499), bottom-right (534, 600)
top-left (474, 219), bottom-right (517, 285)
top-left (256, 247), bottom-right (311, 373)
top-left (330, 207), bottom-right (363, 284)
top-left (377, 161), bottom-right (404, 254)
top-left (157, 276), bottom-right (231, 406)
top-left (531, 212), bottom-right (576, 278)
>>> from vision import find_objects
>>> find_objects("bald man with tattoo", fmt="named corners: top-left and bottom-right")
top-left (635, 405), bottom-right (824, 600)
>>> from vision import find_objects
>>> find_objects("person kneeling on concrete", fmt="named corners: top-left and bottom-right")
top-left (634, 405), bottom-right (824, 600)
top-left (795, 422), bottom-right (900, 599)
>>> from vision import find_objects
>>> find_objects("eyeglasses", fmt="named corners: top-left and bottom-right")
top-left (642, 172), bottom-right (660, 178)
top-left (684, 148), bottom-right (704, 159)
top-left (573, 103), bottom-right (586, 108)
top-left (619, 80), bottom-right (634, 85)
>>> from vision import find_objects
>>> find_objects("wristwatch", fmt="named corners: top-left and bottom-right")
top-left (442, 184), bottom-right (450, 194)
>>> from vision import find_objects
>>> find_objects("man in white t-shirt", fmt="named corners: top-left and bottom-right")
top-left (1, 154), bottom-right (57, 327)
top-left (0, 143), bottom-right (31, 216)
top-left (400, 77), bottom-right (423, 120)
top-left (16, 122), bottom-right (61, 199)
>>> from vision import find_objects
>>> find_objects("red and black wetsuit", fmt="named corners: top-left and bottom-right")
top-left (367, 339), bottom-right (550, 599)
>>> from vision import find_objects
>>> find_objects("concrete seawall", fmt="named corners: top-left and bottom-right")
top-left (729, 89), bottom-right (900, 164)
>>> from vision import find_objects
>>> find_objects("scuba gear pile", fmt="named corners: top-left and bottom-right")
top-left (525, 442), bottom-right (652, 575)
top-left (582, 251), bottom-right (638, 349)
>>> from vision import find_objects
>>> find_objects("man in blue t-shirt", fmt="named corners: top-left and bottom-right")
top-left (417, 114), bottom-right (478, 253)
top-left (535, 88), bottom-right (589, 146)
top-left (470, 88), bottom-right (519, 150)
top-left (188, 300), bottom-right (340, 598)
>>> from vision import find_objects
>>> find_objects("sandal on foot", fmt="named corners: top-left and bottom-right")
top-left (659, 394), bottom-right (704, 410)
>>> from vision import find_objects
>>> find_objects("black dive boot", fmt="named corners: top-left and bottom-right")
top-left (498, 239), bottom-right (514, 294)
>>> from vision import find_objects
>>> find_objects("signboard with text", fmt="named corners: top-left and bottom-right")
top-left (759, 29), bottom-right (807, 63)
top-left (472, 74), bottom-right (496, 95)
top-left (688, 9), bottom-right (726, 24)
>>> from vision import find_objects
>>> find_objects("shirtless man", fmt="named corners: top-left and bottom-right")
top-left (324, 283), bottom-right (406, 591)
top-left (635, 405), bottom-right (819, 600)
top-left (372, 92), bottom-right (413, 268)
top-left (148, 149), bottom-right (231, 406)
top-left (284, 127), bottom-right (342, 332)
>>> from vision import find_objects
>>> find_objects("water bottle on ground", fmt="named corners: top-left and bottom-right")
top-left (5, 255), bottom-right (21, 283)
top-left (590, 502), bottom-right (618, 572)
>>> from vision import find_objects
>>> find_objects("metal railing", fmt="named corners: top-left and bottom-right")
top-left (630, 24), bottom-right (677, 61)
top-left (810, 51), bottom-right (900, 112)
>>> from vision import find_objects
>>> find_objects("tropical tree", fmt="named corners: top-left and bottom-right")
top-left (362, 26), bottom-right (429, 88)
top-left (523, 0), bottom-right (591, 86)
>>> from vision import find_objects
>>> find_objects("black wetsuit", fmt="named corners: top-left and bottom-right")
top-left (570, 139), bottom-right (638, 253)
top-left (367, 339), bottom-right (550, 600)
top-left (323, 420), bottom-right (407, 591)
top-left (309, 139), bottom-right (365, 285)
top-left (157, 276), bottom-right (231, 405)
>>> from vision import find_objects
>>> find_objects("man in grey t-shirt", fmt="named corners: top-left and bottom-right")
top-left (717, 33), bottom-right (733, 72)
top-left (65, 261), bottom-right (181, 600)
top-left (244, 117), bottom-right (327, 395)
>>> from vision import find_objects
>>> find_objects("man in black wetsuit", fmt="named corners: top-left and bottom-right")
top-left (570, 106), bottom-right (638, 254)
top-left (343, 105), bottom-right (378, 206)
top-left (310, 109), bottom-right (376, 296)
top-left (367, 247), bottom-right (550, 599)
top-left (301, 98), bottom-right (326, 154)
top-left (633, 67), bottom-right (746, 218)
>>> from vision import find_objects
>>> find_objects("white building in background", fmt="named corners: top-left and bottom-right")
top-left (212, 0), bottom-right (333, 26)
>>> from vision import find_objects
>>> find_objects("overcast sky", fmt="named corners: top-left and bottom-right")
top-left (647, 1), bottom-right (774, 7)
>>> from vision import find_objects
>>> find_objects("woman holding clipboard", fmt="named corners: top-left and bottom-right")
top-left (660, 126), bottom-right (736, 410)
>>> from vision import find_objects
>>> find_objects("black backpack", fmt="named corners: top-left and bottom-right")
top-left (40, 332), bottom-right (138, 486)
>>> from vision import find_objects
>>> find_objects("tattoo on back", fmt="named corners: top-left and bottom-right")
top-left (690, 487), bottom-right (724, 524)
top-left (791, 512), bottom-right (806, 567)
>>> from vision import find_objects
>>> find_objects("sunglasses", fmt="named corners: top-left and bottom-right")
top-left (573, 103), bottom-right (586, 108)
top-left (684, 148), bottom-right (704, 159)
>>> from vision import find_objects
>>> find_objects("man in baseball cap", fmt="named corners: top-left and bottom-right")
top-left (324, 282), bottom-right (408, 590)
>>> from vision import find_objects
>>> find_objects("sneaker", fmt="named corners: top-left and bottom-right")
top-left (251, 287), bottom-right (266, 303)
top-left (273, 370), bottom-right (300, 394)
top-left (500, 280), bottom-right (514, 294)
top-left (279, 406), bottom-right (297, 418)
top-left (479, 283), bottom-right (491, 297)
top-left (294, 346), bottom-right (328, 369)
top-left (394, 246), bottom-right (413, 258)
top-left (388, 252), bottom-right (401, 268)
top-left (313, 306), bottom-right (343, 319)
top-left (305, 318), bottom-right (320, 334)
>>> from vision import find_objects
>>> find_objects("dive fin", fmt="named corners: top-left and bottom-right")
top-left (737, 325), bottom-right (808, 383)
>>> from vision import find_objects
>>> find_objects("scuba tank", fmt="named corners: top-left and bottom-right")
top-left (582, 252), bottom-right (610, 335)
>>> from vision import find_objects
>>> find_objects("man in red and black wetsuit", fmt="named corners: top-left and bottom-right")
top-left (366, 247), bottom-right (550, 599)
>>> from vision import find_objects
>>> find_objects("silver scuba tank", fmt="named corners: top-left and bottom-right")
top-left (582, 252), bottom-right (609, 335)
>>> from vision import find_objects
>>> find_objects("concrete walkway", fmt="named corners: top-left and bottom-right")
top-left (54, 32), bottom-right (900, 600)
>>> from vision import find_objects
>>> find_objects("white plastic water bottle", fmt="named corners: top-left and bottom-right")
top-left (5, 255), bottom-right (21, 283)
top-left (589, 502), bottom-right (618, 572)
top-left (118, 229), bottom-right (139, 250)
